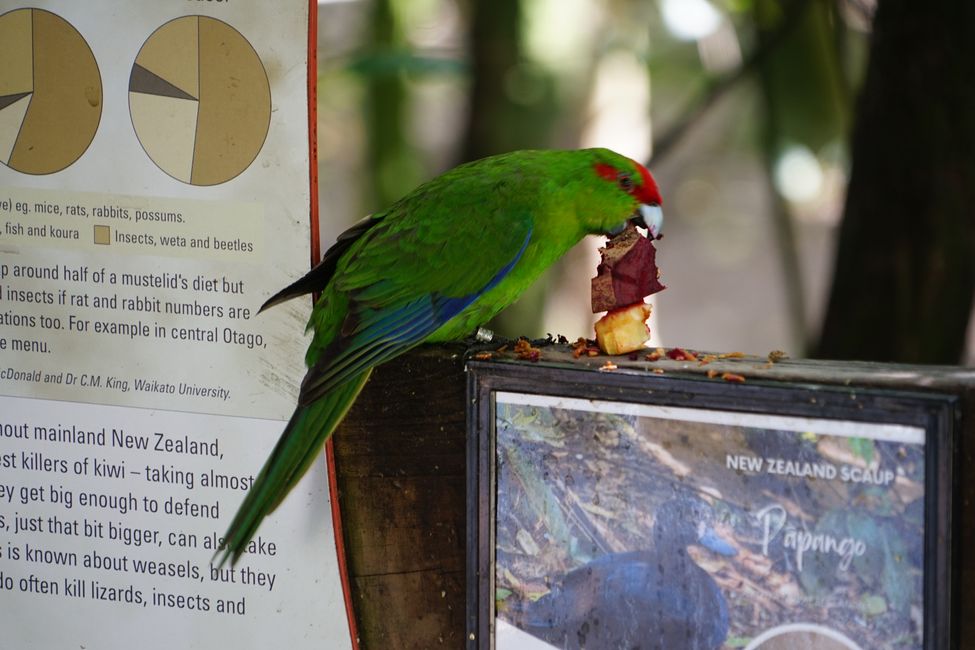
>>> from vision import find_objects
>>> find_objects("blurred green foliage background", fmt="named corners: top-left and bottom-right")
top-left (314, 0), bottom-right (975, 364)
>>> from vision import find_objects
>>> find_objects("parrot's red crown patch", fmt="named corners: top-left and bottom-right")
top-left (593, 161), bottom-right (662, 206)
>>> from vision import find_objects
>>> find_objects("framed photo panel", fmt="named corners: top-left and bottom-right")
top-left (467, 361), bottom-right (954, 650)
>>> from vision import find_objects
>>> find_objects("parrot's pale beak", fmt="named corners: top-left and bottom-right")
top-left (637, 203), bottom-right (664, 240)
top-left (607, 204), bottom-right (664, 239)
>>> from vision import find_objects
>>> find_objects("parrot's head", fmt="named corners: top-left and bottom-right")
top-left (583, 148), bottom-right (664, 240)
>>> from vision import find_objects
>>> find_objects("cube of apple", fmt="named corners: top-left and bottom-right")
top-left (594, 302), bottom-right (652, 355)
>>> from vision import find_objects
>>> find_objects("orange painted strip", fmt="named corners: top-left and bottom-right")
top-left (306, 2), bottom-right (361, 647)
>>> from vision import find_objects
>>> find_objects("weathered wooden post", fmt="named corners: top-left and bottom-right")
top-left (332, 346), bottom-right (468, 648)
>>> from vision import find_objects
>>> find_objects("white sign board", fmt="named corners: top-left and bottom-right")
top-left (0, 2), bottom-right (354, 648)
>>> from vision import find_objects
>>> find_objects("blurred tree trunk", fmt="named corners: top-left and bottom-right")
top-left (816, 0), bottom-right (975, 363)
top-left (753, 0), bottom-right (846, 355)
top-left (364, 0), bottom-right (416, 211)
top-left (461, 0), bottom-right (521, 161)
top-left (462, 0), bottom-right (551, 338)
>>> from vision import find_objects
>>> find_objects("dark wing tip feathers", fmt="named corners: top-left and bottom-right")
top-left (257, 215), bottom-right (384, 314)
top-left (258, 283), bottom-right (305, 314)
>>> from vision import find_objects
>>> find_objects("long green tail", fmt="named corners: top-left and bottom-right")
top-left (215, 370), bottom-right (372, 567)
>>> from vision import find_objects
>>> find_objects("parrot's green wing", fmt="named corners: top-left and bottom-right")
top-left (218, 199), bottom-right (534, 566)
top-left (297, 203), bottom-right (534, 405)
top-left (257, 214), bottom-right (384, 313)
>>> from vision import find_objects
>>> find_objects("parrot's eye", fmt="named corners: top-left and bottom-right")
top-left (617, 173), bottom-right (634, 191)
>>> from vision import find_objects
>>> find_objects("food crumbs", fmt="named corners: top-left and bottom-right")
top-left (514, 338), bottom-right (541, 362)
top-left (571, 337), bottom-right (588, 358)
top-left (645, 351), bottom-right (662, 361)
top-left (572, 337), bottom-right (600, 359)
top-left (473, 352), bottom-right (493, 360)
top-left (707, 369), bottom-right (719, 378)
top-left (767, 350), bottom-right (788, 363)
top-left (600, 361), bottom-right (618, 371)
top-left (667, 347), bottom-right (697, 361)
top-left (722, 372), bottom-right (746, 383)
top-left (719, 351), bottom-right (746, 359)
top-left (652, 368), bottom-right (665, 374)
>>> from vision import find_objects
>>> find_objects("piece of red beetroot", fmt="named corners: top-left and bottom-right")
top-left (591, 224), bottom-right (665, 313)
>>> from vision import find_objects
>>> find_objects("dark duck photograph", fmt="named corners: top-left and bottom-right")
top-left (510, 496), bottom-right (736, 650)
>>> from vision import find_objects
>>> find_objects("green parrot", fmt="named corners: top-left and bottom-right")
top-left (217, 148), bottom-right (663, 565)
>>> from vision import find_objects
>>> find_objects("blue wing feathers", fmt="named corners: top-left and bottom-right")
top-left (297, 229), bottom-right (532, 407)
top-left (477, 229), bottom-right (531, 294)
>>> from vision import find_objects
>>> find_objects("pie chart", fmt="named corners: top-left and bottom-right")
top-left (128, 16), bottom-right (271, 186)
top-left (0, 8), bottom-right (102, 175)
